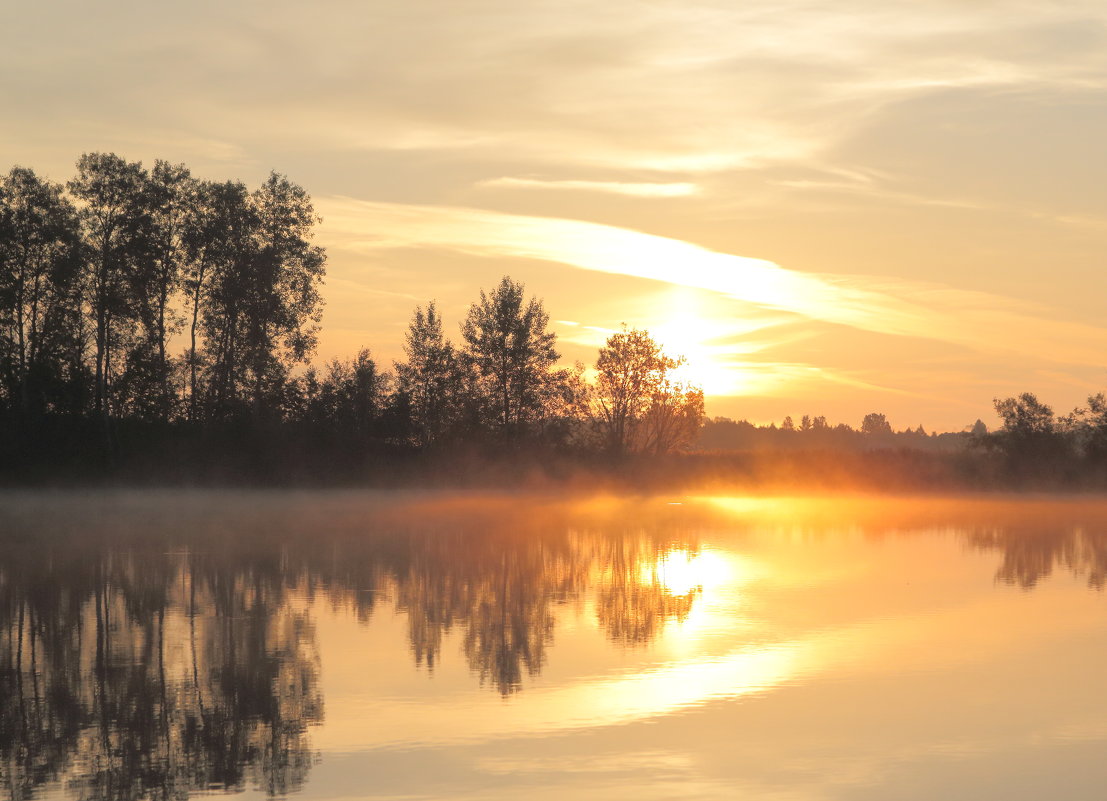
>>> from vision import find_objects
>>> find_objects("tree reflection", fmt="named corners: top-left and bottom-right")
top-left (966, 525), bottom-right (1107, 589)
top-left (0, 493), bottom-right (703, 798)
top-left (592, 537), bottom-right (698, 646)
top-left (0, 537), bottom-right (322, 801)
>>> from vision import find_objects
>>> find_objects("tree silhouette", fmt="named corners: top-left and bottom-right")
top-left (461, 276), bottom-right (558, 437)
top-left (0, 166), bottom-right (82, 419)
top-left (593, 326), bottom-right (671, 455)
top-left (67, 153), bottom-right (146, 424)
top-left (396, 301), bottom-right (466, 446)
top-left (861, 412), bottom-right (892, 435)
top-left (119, 161), bottom-right (194, 422)
top-left (592, 326), bottom-right (704, 455)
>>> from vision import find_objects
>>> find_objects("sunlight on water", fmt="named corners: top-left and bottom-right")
top-left (5, 490), bottom-right (1107, 800)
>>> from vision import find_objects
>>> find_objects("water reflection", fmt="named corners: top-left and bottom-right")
top-left (967, 525), bottom-right (1107, 589)
top-left (0, 541), bottom-right (323, 800)
top-left (5, 491), bottom-right (1107, 800)
top-left (0, 492), bottom-right (701, 799)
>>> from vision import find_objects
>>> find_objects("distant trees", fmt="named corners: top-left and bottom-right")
top-left (29, 154), bottom-right (1107, 487)
top-left (988, 392), bottom-right (1064, 463)
top-left (861, 412), bottom-right (892, 435)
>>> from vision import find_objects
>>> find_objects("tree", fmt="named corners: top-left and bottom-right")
top-left (0, 167), bottom-right (81, 417)
top-left (396, 301), bottom-right (464, 446)
top-left (781, 415), bottom-right (795, 431)
top-left (460, 276), bottom-right (558, 435)
top-left (310, 349), bottom-right (390, 439)
top-left (593, 326), bottom-right (673, 455)
top-left (641, 379), bottom-right (705, 455)
top-left (67, 152), bottom-right (146, 420)
top-left (242, 172), bottom-right (326, 421)
top-left (121, 161), bottom-right (194, 421)
top-left (990, 392), bottom-right (1064, 462)
top-left (1061, 393), bottom-right (1107, 463)
top-left (592, 326), bottom-right (704, 455)
top-left (861, 412), bottom-right (892, 435)
top-left (182, 180), bottom-right (251, 421)
top-left (199, 173), bottom-right (325, 422)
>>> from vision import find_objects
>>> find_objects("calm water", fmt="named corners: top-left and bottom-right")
top-left (3, 490), bottom-right (1107, 801)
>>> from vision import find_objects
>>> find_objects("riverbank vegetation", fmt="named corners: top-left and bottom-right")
top-left (2, 155), bottom-right (1103, 490)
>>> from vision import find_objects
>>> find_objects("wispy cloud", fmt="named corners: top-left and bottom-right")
top-left (479, 177), bottom-right (697, 197)
top-left (319, 196), bottom-right (1107, 368)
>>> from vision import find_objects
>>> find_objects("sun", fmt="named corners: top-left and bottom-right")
top-left (650, 288), bottom-right (741, 396)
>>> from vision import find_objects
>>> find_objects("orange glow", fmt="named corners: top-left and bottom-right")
top-left (645, 547), bottom-right (734, 598)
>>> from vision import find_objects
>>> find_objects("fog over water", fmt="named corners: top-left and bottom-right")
top-left (3, 490), bottom-right (1107, 800)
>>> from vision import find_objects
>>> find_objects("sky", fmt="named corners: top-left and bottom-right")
top-left (4, 0), bottom-right (1107, 430)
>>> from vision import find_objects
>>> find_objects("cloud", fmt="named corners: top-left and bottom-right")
top-left (318, 196), bottom-right (1107, 369)
top-left (479, 177), bottom-right (697, 197)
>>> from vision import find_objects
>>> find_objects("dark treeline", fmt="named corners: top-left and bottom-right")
top-left (1, 155), bottom-right (707, 484)
top-left (5, 155), bottom-right (1106, 490)
top-left (969, 391), bottom-right (1107, 486)
top-left (699, 412), bottom-right (970, 452)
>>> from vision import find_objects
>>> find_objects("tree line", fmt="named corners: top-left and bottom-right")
top-left (0, 155), bottom-right (703, 479)
top-left (0, 155), bottom-right (324, 429)
top-left (698, 412), bottom-right (972, 452)
top-left (974, 391), bottom-right (1107, 478)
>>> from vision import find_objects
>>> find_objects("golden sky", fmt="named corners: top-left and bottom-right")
top-left (5, 0), bottom-right (1107, 430)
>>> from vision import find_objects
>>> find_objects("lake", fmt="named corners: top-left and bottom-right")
top-left (3, 490), bottom-right (1107, 800)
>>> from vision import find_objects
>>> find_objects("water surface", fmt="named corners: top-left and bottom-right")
top-left (3, 491), bottom-right (1107, 800)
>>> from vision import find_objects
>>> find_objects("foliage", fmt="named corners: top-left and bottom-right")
top-left (591, 326), bottom-right (704, 455)
top-left (460, 276), bottom-right (559, 436)
top-left (861, 412), bottom-right (893, 435)
top-left (395, 301), bottom-right (465, 446)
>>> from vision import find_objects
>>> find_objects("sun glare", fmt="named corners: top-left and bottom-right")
top-left (645, 547), bottom-right (735, 598)
top-left (652, 289), bottom-right (742, 396)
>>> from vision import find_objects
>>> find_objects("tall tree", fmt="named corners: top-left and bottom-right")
top-left (461, 276), bottom-right (558, 435)
top-left (182, 180), bottom-right (251, 421)
top-left (396, 301), bottom-right (463, 446)
top-left (592, 326), bottom-right (702, 455)
top-left (242, 173), bottom-right (326, 421)
top-left (198, 173), bottom-right (325, 422)
top-left (67, 153), bottom-right (146, 420)
top-left (0, 167), bottom-right (81, 417)
top-left (122, 161), bottom-right (194, 421)
top-left (860, 412), bottom-right (892, 435)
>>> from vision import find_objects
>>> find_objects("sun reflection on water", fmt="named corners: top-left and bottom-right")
top-left (646, 547), bottom-right (734, 598)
